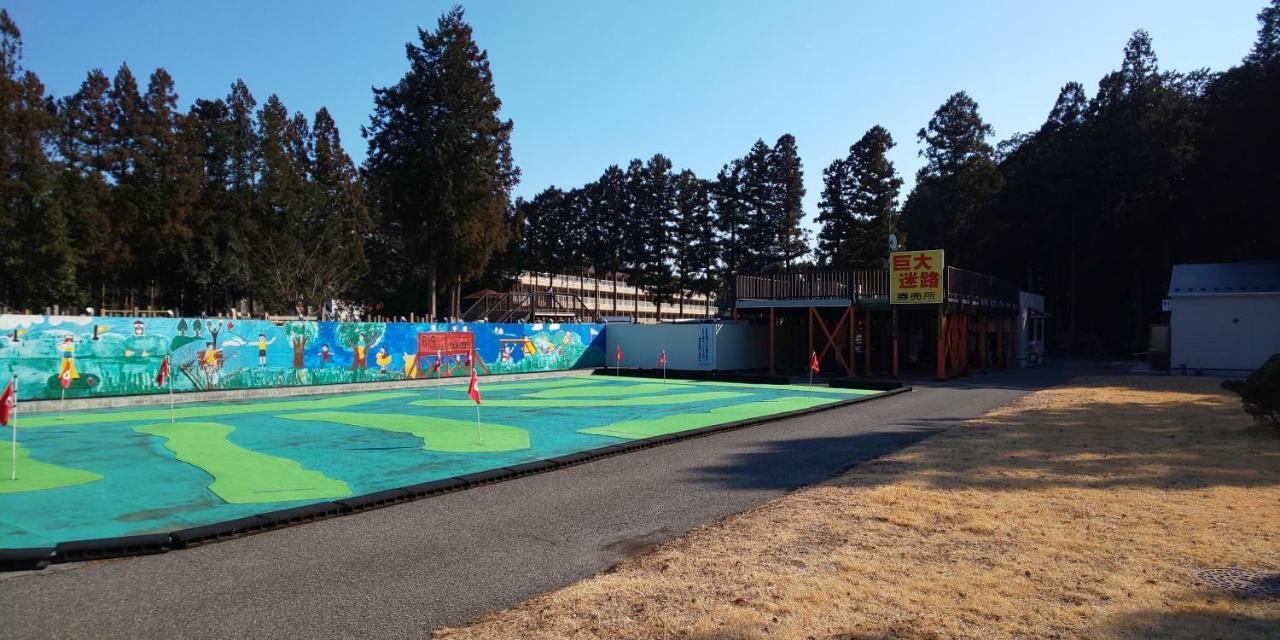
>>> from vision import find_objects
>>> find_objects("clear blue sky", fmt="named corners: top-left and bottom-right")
top-left (7, 0), bottom-right (1264, 236)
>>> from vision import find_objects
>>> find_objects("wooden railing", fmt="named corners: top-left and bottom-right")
top-left (735, 267), bottom-right (1018, 309)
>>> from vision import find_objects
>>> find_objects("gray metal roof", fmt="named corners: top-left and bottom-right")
top-left (1168, 261), bottom-right (1280, 296)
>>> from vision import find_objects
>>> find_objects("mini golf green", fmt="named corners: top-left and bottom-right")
top-left (0, 375), bottom-right (889, 549)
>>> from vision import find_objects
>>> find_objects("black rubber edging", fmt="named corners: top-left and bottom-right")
top-left (0, 547), bottom-right (55, 572)
top-left (54, 533), bottom-right (171, 563)
top-left (829, 377), bottom-right (905, 391)
top-left (2, 384), bottom-right (910, 571)
top-left (169, 515), bottom-right (274, 549)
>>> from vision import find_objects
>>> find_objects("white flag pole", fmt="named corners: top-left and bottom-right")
top-left (809, 352), bottom-right (814, 390)
top-left (475, 404), bottom-right (482, 442)
top-left (10, 376), bottom-right (17, 481)
top-left (662, 350), bottom-right (667, 389)
top-left (59, 384), bottom-right (65, 421)
top-left (168, 354), bottom-right (176, 424)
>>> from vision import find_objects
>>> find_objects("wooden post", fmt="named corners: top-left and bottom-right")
top-left (863, 309), bottom-right (871, 375)
top-left (849, 304), bottom-right (856, 377)
top-left (891, 306), bottom-right (899, 378)
top-left (807, 307), bottom-right (814, 374)
top-left (979, 313), bottom-right (988, 372)
top-left (769, 306), bottom-right (776, 374)
top-left (937, 307), bottom-right (947, 380)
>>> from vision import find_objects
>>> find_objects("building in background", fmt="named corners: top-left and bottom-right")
top-left (462, 272), bottom-right (716, 324)
top-left (1167, 261), bottom-right (1280, 374)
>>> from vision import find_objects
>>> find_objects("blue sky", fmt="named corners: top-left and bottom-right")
top-left (7, 1), bottom-right (1264, 233)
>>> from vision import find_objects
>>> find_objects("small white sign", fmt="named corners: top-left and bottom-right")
top-left (1161, 298), bottom-right (1172, 312)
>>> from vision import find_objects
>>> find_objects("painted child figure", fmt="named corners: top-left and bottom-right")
top-left (256, 333), bottom-right (277, 367)
top-left (58, 335), bottom-right (81, 382)
top-left (402, 353), bottom-right (418, 378)
top-left (375, 347), bottom-right (391, 374)
top-left (319, 344), bottom-right (332, 368)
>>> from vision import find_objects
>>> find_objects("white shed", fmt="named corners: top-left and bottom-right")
top-left (1168, 261), bottom-right (1280, 374)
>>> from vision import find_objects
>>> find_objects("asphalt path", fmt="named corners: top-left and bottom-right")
top-left (1, 360), bottom-right (1113, 639)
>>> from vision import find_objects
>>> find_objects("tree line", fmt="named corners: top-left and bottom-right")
top-left (2, 3), bottom-right (1278, 353)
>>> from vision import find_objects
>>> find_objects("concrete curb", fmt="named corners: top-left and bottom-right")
top-left (1, 384), bottom-right (911, 571)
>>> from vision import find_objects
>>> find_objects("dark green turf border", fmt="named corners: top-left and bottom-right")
top-left (0, 385), bottom-right (912, 572)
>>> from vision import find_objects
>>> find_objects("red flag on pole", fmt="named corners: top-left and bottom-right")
top-left (810, 351), bottom-right (820, 374)
top-left (615, 346), bottom-right (622, 364)
top-left (431, 350), bottom-right (442, 373)
top-left (0, 379), bottom-right (15, 426)
top-left (658, 350), bottom-right (666, 367)
top-left (58, 359), bottom-right (73, 389)
top-left (467, 367), bottom-right (482, 405)
top-left (156, 356), bottom-right (170, 387)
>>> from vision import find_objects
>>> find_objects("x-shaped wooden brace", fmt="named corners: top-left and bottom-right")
top-left (810, 306), bottom-right (853, 376)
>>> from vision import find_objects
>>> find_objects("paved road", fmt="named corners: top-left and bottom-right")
top-left (1, 361), bottom-right (1111, 639)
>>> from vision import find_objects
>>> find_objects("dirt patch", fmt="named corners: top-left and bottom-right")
top-left (435, 376), bottom-right (1280, 639)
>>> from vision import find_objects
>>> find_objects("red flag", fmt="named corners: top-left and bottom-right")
top-left (156, 356), bottom-right (170, 387)
top-left (615, 345), bottom-right (622, 364)
top-left (0, 379), bottom-right (15, 426)
top-left (467, 367), bottom-right (482, 405)
top-left (431, 350), bottom-right (442, 373)
top-left (58, 360), bottom-right (72, 389)
top-left (810, 351), bottom-right (820, 374)
top-left (658, 350), bottom-right (667, 367)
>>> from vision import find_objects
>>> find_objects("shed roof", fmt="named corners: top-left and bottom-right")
top-left (1168, 261), bottom-right (1280, 297)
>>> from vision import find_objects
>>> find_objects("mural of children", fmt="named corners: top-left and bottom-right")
top-left (202, 341), bottom-right (220, 386)
top-left (500, 343), bottom-right (515, 365)
top-left (58, 335), bottom-right (81, 382)
top-left (255, 333), bottom-right (277, 367)
top-left (319, 344), bottom-right (332, 368)
top-left (375, 347), bottom-right (391, 374)
top-left (402, 353), bottom-right (419, 378)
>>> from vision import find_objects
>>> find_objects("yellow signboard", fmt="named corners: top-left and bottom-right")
top-left (890, 249), bottom-right (944, 304)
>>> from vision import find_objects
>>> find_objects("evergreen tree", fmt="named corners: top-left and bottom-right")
top-left (672, 169), bottom-right (716, 314)
top-left (364, 6), bottom-right (518, 318)
top-left (816, 126), bottom-right (901, 269)
top-left (55, 68), bottom-right (115, 296)
top-left (901, 91), bottom-right (1002, 264)
top-left (0, 10), bottom-right (80, 309)
top-left (636, 154), bottom-right (677, 318)
top-left (737, 139), bottom-right (773, 273)
top-left (711, 160), bottom-right (746, 292)
top-left (770, 133), bottom-right (808, 269)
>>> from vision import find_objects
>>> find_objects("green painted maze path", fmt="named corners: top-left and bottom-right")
top-left (0, 445), bottom-right (103, 494)
top-left (280, 412), bottom-right (530, 453)
top-left (524, 382), bottom-right (676, 399)
top-left (134, 422), bottom-right (351, 504)
top-left (23, 392), bottom-right (413, 428)
top-left (579, 396), bottom-right (840, 440)
top-left (410, 390), bottom-right (750, 409)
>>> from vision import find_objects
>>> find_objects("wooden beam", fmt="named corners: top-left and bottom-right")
top-left (849, 304), bottom-right (857, 377)
top-left (863, 309), bottom-right (871, 374)
top-left (937, 308), bottom-right (947, 380)
top-left (768, 306), bottom-right (775, 373)
top-left (812, 306), bottom-right (852, 375)
top-left (807, 306), bottom-right (814, 373)
top-left (892, 306), bottom-right (899, 377)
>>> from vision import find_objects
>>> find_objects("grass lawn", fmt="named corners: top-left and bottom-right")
top-left (435, 376), bottom-right (1280, 640)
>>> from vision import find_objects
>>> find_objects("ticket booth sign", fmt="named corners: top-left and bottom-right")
top-left (890, 249), bottom-right (944, 304)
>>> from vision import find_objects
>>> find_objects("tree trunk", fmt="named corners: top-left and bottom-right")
top-left (292, 336), bottom-right (305, 368)
top-left (428, 254), bottom-right (438, 321)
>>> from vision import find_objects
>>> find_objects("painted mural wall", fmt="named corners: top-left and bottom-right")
top-left (0, 315), bottom-right (605, 401)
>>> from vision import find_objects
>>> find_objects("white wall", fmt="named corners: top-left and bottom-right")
top-left (1171, 294), bottom-right (1280, 372)
top-left (605, 323), bottom-right (767, 371)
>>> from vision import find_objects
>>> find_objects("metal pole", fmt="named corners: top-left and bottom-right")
top-left (10, 376), bottom-right (17, 481)
top-left (168, 355), bottom-right (176, 424)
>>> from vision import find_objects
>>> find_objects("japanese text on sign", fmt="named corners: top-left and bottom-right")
top-left (889, 249), bottom-right (944, 304)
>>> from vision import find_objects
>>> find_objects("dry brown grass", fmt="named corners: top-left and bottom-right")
top-left (435, 376), bottom-right (1280, 639)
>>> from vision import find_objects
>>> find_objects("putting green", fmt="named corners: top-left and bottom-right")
top-left (459, 377), bottom-right (599, 391)
top-left (524, 382), bottom-right (674, 399)
top-left (580, 396), bottom-right (840, 440)
top-left (280, 411), bottom-right (530, 453)
top-left (24, 392), bottom-right (413, 428)
top-left (409, 390), bottom-right (750, 408)
top-left (0, 445), bottom-right (103, 494)
top-left (134, 422), bottom-right (351, 504)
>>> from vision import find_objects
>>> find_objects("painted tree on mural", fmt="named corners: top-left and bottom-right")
top-left (336, 322), bottom-right (384, 370)
top-left (283, 321), bottom-right (317, 368)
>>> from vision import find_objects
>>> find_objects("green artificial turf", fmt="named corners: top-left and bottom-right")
top-left (23, 391), bottom-right (413, 428)
top-left (279, 411), bottom-right (530, 453)
top-left (0, 444), bottom-right (103, 494)
top-left (409, 390), bottom-right (751, 409)
top-left (579, 396), bottom-right (841, 440)
top-left (134, 422), bottom-right (351, 504)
